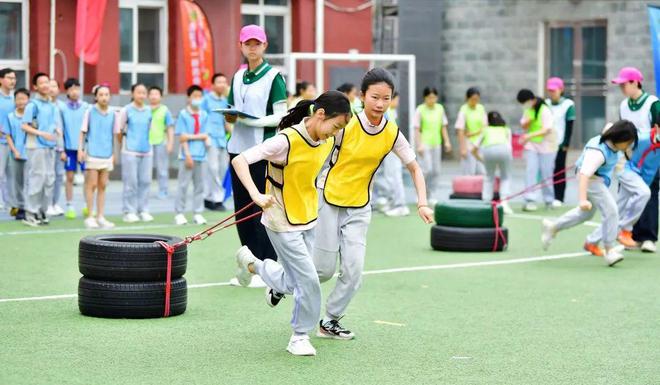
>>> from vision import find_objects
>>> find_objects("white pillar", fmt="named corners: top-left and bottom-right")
top-left (315, 0), bottom-right (324, 92)
top-left (49, 0), bottom-right (56, 78)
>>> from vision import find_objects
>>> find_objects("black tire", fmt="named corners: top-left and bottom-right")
top-left (79, 234), bottom-right (187, 281)
top-left (434, 200), bottom-right (504, 228)
top-left (449, 192), bottom-right (500, 201)
top-left (430, 225), bottom-right (508, 252)
top-left (78, 277), bottom-right (187, 319)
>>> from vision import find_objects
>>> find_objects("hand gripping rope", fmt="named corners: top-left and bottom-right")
top-left (155, 202), bottom-right (261, 317)
top-left (489, 164), bottom-right (576, 252)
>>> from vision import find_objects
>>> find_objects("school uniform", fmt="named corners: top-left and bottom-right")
top-left (149, 104), bottom-right (174, 196)
top-left (174, 108), bottom-right (208, 215)
top-left (416, 103), bottom-right (448, 201)
top-left (201, 92), bottom-right (229, 205)
top-left (2, 110), bottom-right (27, 210)
top-left (227, 61), bottom-right (287, 262)
top-left (22, 95), bottom-right (58, 216)
top-left (81, 105), bottom-right (119, 170)
top-left (455, 103), bottom-right (487, 175)
top-left (244, 121), bottom-right (334, 334)
top-left (314, 111), bottom-right (416, 321)
top-left (554, 136), bottom-right (621, 248)
top-left (520, 103), bottom-right (557, 205)
top-left (119, 103), bottom-right (153, 215)
top-left (478, 125), bottom-right (512, 201)
top-left (0, 89), bottom-right (14, 208)
top-left (546, 97), bottom-right (576, 202)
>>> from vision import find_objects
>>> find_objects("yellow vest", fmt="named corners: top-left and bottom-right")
top-left (266, 127), bottom-right (334, 225)
top-left (323, 116), bottom-right (399, 208)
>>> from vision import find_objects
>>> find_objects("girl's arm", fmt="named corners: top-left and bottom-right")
top-left (6, 134), bottom-right (19, 159)
top-left (413, 109), bottom-right (423, 153)
top-left (442, 124), bottom-right (452, 152)
top-left (231, 154), bottom-right (276, 209)
top-left (166, 126), bottom-right (174, 153)
top-left (577, 173), bottom-right (592, 211)
top-left (405, 160), bottom-right (434, 223)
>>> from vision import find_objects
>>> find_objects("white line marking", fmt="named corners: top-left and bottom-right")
top-left (452, 356), bottom-right (472, 360)
top-left (0, 251), bottom-right (589, 304)
top-left (508, 213), bottom-right (599, 227)
top-left (374, 320), bottom-right (406, 327)
top-left (0, 223), bottom-right (177, 236)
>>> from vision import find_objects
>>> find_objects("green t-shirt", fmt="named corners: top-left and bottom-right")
top-left (148, 105), bottom-right (174, 145)
top-left (417, 103), bottom-right (446, 147)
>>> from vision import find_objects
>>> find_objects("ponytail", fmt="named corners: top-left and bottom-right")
top-left (279, 90), bottom-right (352, 130)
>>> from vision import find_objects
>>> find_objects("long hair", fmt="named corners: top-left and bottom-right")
top-left (279, 90), bottom-right (352, 130)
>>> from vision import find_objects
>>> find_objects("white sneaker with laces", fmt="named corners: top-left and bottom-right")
top-left (641, 240), bottom-right (657, 253)
top-left (541, 219), bottom-right (556, 251)
top-left (84, 217), bottom-right (100, 229)
top-left (500, 201), bottom-right (514, 215)
top-left (46, 205), bottom-right (58, 217)
top-left (174, 214), bottom-right (188, 225)
top-left (604, 248), bottom-right (624, 266)
top-left (52, 204), bottom-right (65, 216)
top-left (140, 212), bottom-right (154, 222)
top-left (551, 200), bottom-right (563, 209)
top-left (228, 277), bottom-right (241, 287)
top-left (235, 246), bottom-right (258, 287)
top-left (248, 274), bottom-right (268, 288)
top-left (286, 334), bottom-right (316, 356)
top-left (123, 213), bottom-right (140, 223)
top-left (384, 206), bottom-right (410, 217)
top-left (97, 217), bottom-right (115, 229)
top-left (193, 214), bottom-right (207, 225)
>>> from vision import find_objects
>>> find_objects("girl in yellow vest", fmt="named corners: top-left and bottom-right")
top-left (516, 89), bottom-right (557, 212)
top-left (455, 87), bottom-right (487, 175)
top-left (232, 91), bottom-right (352, 356)
top-left (312, 68), bottom-right (434, 340)
top-left (472, 111), bottom-right (513, 214)
top-left (415, 87), bottom-right (452, 204)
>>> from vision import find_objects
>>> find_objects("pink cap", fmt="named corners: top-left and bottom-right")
top-left (546, 77), bottom-right (564, 91)
top-left (239, 24), bottom-right (267, 43)
top-left (611, 67), bottom-right (643, 84)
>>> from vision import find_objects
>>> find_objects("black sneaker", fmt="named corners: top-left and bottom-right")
top-left (316, 318), bottom-right (355, 340)
top-left (9, 207), bottom-right (18, 217)
top-left (39, 211), bottom-right (49, 225)
top-left (265, 287), bottom-right (285, 308)
top-left (214, 202), bottom-right (227, 212)
top-left (15, 209), bottom-right (26, 221)
top-left (22, 212), bottom-right (41, 227)
top-left (204, 200), bottom-right (216, 210)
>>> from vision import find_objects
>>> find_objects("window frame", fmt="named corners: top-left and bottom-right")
top-left (240, 0), bottom-right (291, 74)
top-left (118, 0), bottom-right (168, 94)
top-left (0, 0), bottom-right (29, 88)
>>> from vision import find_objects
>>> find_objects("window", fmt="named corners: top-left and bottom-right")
top-left (241, 0), bottom-right (291, 72)
top-left (119, 0), bottom-right (167, 93)
top-left (0, 0), bottom-right (28, 88)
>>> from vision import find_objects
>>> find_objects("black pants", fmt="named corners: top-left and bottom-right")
top-left (633, 171), bottom-right (659, 243)
top-left (229, 153), bottom-right (277, 261)
top-left (553, 147), bottom-right (568, 202)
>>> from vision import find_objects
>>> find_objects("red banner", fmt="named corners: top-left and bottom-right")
top-left (75, 0), bottom-right (108, 64)
top-left (180, 0), bottom-right (214, 89)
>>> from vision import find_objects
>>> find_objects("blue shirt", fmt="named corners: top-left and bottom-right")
top-left (0, 90), bottom-right (15, 145)
top-left (58, 99), bottom-right (89, 150)
top-left (22, 96), bottom-right (58, 149)
top-left (2, 111), bottom-right (26, 159)
top-left (175, 108), bottom-right (208, 162)
top-left (626, 134), bottom-right (660, 185)
top-left (576, 135), bottom-right (621, 187)
top-left (85, 106), bottom-right (116, 159)
top-left (122, 103), bottom-right (152, 153)
top-left (201, 92), bottom-right (228, 148)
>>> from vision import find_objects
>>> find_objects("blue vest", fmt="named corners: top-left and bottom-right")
top-left (124, 104), bottom-right (152, 153)
top-left (59, 100), bottom-right (89, 150)
top-left (626, 134), bottom-right (660, 185)
top-left (576, 135), bottom-right (620, 187)
top-left (87, 107), bottom-right (116, 159)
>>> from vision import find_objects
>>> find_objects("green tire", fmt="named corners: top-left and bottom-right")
top-left (434, 199), bottom-right (504, 228)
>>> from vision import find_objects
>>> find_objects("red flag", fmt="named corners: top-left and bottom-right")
top-left (75, 0), bottom-right (108, 65)
top-left (180, 0), bottom-right (214, 88)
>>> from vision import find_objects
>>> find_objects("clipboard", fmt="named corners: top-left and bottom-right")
top-left (214, 108), bottom-right (260, 120)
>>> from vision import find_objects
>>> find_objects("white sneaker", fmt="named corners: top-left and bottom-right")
top-left (140, 212), bottom-right (154, 222)
top-left (228, 277), bottom-right (241, 287)
top-left (53, 204), bottom-right (65, 216)
top-left (384, 206), bottom-right (410, 217)
top-left (174, 214), bottom-right (188, 225)
top-left (248, 274), bottom-right (267, 288)
top-left (193, 214), bottom-right (207, 225)
top-left (123, 213), bottom-right (140, 223)
top-left (235, 246), bottom-right (258, 287)
top-left (500, 201), bottom-right (514, 215)
top-left (551, 200), bottom-right (563, 209)
top-left (541, 219), bottom-right (556, 251)
top-left (523, 202), bottom-right (538, 212)
top-left (604, 248), bottom-right (624, 267)
top-left (641, 240), bottom-right (657, 253)
top-left (73, 173), bottom-right (85, 186)
top-left (46, 205), bottom-right (58, 217)
top-left (286, 334), bottom-right (316, 356)
top-left (97, 217), bottom-right (115, 229)
top-left (84, 217), bottom-right (100, 229)
top-left (374, 197), bottom-right (389, 212)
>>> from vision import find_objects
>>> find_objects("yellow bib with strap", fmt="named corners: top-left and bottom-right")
top-left (266, 127), bottom-right (334, 225)
top-left (323, 116), bottom-right (399, 208)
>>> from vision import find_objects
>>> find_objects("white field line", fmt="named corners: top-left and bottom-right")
top-left (0, 223), bottom-right (176, 236)
top-left (0, 251), bottom-right (588, 304)
top-left (507, 213), bottom-right (600, 227)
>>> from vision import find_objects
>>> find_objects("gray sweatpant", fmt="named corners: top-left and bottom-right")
top-left (373, 153), bottom-right (406, 207)
top-left (588, 169), bottom-right (651, 244)
top-left (256, 227), bottom-right (321, 334)
top-left (121, 152), bottom-right (153, 214)
top-left (481, 144), bottom-right (512, 201)
top-left (524, 149), bottom-right (556, 204)
top-left (554, 178), bottom-right (618, 248)
top-left (205, 145), bottom-right (228, 203)
top-left (313, 193), bottom-right (372, 320)
top-left (0, 143), bottom-right (9, 207)
top-left (175, 160), bottom-right (205, 214)
top-left (8, 158), bottom-right (26, 209)
top-left (53, 150), bottom-right (65, 206)
top-left (25, 148), bottom-right (55, 215)
top-left (153, 142), bottom-right (170, 195)
top-left (420, 146), bottom-right (442, 202)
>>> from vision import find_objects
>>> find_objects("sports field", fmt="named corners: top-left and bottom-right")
top-left (1, 207), bottom-right (659, 385)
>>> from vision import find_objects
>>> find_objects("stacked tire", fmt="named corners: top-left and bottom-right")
top-left (78, 234), bottom-right (188, 319)
top-left (450, 175), bottom-right (500, 201)
top-left (431, 200), bottom-right (508, 252)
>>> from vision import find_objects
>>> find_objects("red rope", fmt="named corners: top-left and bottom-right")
top-left (154, 202), bottom-right (262, 317)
